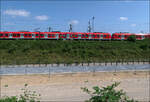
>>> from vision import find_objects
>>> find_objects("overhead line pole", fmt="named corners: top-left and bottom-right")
top-left (69, 24), bottom-right (72, 32)
top-left (48, 27), bottom-right (51, 32)
top-left (88, 20), bottom-right (91, 33)
top-left (92, 16), bottom-right (95, 32)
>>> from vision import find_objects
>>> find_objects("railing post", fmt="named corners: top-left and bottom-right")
top-left (48, 66), bottom-right (50, 79)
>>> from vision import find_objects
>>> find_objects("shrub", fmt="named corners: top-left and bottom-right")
top-left (0, 84), bottom-right (41, 102)
top-left (81, 82), bottom-right (138, 102)
top-left (140, 44), bottom-right (149, 50)
top-left (127, 35), bottom-right (136, 42)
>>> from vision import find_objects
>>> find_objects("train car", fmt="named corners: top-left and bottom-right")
top-left (65, 32), bottom-right (111, 40)
top-left (112, 32), bottom-right (131, 40)
top-left (135, 33), bottom-right (150, 40)
top-left (112, 32), bottom-right (150, 40)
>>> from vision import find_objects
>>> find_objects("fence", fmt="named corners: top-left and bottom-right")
top-left (0, 58), bottom-right (150, 75)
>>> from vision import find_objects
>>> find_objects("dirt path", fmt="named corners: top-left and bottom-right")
top-left (1, 71), bottom-right (150, 101)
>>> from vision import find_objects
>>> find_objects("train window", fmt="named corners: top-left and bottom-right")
top-left (49, 34), bottom-right (52, 37)
top-left (5, 34), bottom-right (8, 36)
top-left (48, 34), bottom-right (55, 37)
top-left (85, 34), bottom-right (88, 37)
top-left (29, 34), bottom-right (31, 36)
top-left (25, 34), bottom-right (28, 37)
top-left (63, 34), bottom-right (66, 37)
top-left (75, 35), bottom-right (78, 37)
top-left (70, 34), bottom-right (74, 37)
top-left (121, 35), bottom-right (124, 37)
top-left (118, 35), bottom-right (121, 37)
top-left (101, 35), bottom-right (103, 37)
top-left (17, 34), bottom-right (20, 37)
top-left (81, 35), bottom-right (84, 37)
top-left (92, 35), bottom-right (95, 37)
top-left (36, 34), bottom-right (39, 37)
top-left (0, 34), bottom-right (3, 37)
top-left (59, 34), bottom-right (64, 37)
top-left (78, 34), bottom-right (81, 37)
top-left (13, 34), bottom-right (16, 36)
top-left (40, 34), bottom-right (44, 36)
top-left (97, 35), bottom-right (100, 37)
top-left (104, 35), bottom-right (106, 37)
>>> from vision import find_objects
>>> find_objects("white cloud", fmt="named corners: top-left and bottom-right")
top-left (4, 9), bottom-right (30, 17)
top-left (131, 24), bottom-right (136, 27)
top-left (35, 15), bottom-right (48, 21)
top-left (69, 20), bottom-right (79, 25)
top-left (119, 17), bottom-right (128, 21)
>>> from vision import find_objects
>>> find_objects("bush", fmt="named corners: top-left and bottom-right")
top-left (0, 84), bottom-right (41, 102)
top-left (140, 44), bottom-right (149, 50)
top-left (0, 40), bottom-right (150, 64)
top-left (127, 35), bottom-right (136, 42)
top-left (81, 82), bottom-right (138, 102)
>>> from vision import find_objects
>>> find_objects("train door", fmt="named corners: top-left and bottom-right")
top-left (0, 33), bottom-right (3, 38)
top-left (101, 35), bottom-right (103, 39)
top-left (32, 33), bottom-right (35, 39)
top-left (45, 33), bottom-right (48, 39)
top-left (141, 35), bottom-right (144, 40)
top-left (21, 33), bottom-right (24, 39)
top-left (121, 35), bottom-right (125, 40)
top-left (9, 33), bottom-right (12, 38)
top-left (78, 34), bottom-right (82, 39)
top-left (55, 33), bottom-right (59, 39)
top-left (67, 33), bottom-right (70, 39)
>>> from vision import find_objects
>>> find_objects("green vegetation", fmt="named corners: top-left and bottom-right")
top-left (0, 82), bottom-right (138, 102)
top-left (0, 84), bottom-right (41, 102)
top-left (81, 82), bottom-right (138, 102)
top-left (127, 35), bottom-right (136, 42)
top-left (0, 39), bottom-right (150, 65)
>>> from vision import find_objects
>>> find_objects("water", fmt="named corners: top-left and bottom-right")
top-left (0, 63), bottom-right (149, 75)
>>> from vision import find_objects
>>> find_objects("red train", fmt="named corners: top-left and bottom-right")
top-left (112, 32), bottom-right (150, 40)
top-left (0, 31), bottom-right (150, 40)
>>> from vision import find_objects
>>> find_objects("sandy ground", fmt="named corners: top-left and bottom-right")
top-left (1, 70), bottom-right (150, 102)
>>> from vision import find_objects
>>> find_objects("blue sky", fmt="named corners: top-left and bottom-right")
top-left (0, 0), bottom-right (149, 33)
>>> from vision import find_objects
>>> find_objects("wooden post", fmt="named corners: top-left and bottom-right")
top-left (25, 67), bottom-right (27, 75)
top-left (111, 60), bottom-right (112, 66)
top-left (82, 62), bottom-right (83, 66)
top-left (48, 67), bottom-right (50, 79)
